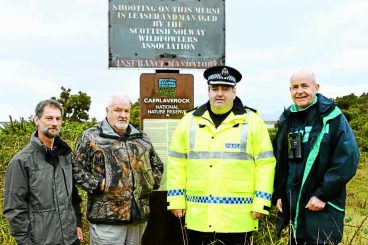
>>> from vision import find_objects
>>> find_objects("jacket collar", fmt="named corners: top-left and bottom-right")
top-left (99, 118), bottom-right (142, 140)
top-left (315, 93), bottom-right (336, 115)
top-left (30, 131), bottom-right (71, 156)
top-left (281, 93), bottom-right (336, 122)
top-left (290, 96), bottom-right (318, 112)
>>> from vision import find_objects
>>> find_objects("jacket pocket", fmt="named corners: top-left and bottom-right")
top-left (29, 168), bottom-right (54, 209)
top-left (305, 205), bottom-right (344, 243)
top-left (186, 178), bottom-right (207, 192)
top-left (225, 180), bottom-right (252, 193)
top-left (31, 209), bottom-right (62, 244)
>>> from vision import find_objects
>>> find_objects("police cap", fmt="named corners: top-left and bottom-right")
top-left (204, 65), bottom-right (242, 86)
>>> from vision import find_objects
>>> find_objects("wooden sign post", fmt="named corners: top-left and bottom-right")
top-left (140, 70), bottom-right (194, 245)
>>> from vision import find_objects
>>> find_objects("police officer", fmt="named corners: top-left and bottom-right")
top-left (166, 65), bottom-right (276, 245)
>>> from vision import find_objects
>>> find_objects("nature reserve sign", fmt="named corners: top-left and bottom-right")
top-left (109, 0), bottom-right (225, 69)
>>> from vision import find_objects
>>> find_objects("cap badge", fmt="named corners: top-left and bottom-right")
top-left (221, 68), bottom-right (229, 77)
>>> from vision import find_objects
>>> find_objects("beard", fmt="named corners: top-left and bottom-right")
top-left (115, 122), bottom-right (129, 131)
top-left (39, 123), bottom-right (60, 139)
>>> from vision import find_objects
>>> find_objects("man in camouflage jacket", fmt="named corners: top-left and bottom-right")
top-left (73, 95), bottom-right (163, 245)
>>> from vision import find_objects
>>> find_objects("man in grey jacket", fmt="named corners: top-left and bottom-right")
top-left (73, 94), bottom-right (163, 245)
top-left (3, 99), bottom-right (83, 245)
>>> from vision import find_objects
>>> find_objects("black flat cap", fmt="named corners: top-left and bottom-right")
top-left (204, 65), bottom-right (242, 86)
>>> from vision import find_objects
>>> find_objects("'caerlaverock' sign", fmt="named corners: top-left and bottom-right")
top-left (109, 0), bottom-right (225, 69)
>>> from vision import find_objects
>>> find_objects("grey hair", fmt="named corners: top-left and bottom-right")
top-left (35, 99), bottom-right (64, 117)
top-left (107, 94), bottom-right (132, 108)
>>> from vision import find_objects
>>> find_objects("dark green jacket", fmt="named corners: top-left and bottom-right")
top-left (73, 119), bottom-right (163, 224)
top-left (3, 133), bottom-right (82, 245)
top-left (273, 94), bottom-right (360, 243)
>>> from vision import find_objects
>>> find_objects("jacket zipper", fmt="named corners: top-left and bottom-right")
top-left (124, 140), bottom-right (140, 220)
top-left (53, 167), bottom-right (65, 245)
top-left (124, 141), bottom-right (134, 191)
top-left (61, 168), bottom-right (69, 196)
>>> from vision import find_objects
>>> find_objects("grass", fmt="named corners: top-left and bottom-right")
top-left (341, 154), bottom-right (368, 245)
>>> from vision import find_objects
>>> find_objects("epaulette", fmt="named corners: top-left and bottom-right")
top-left (244, 105), bottom-right (257, 113)
top-left (186, 107), bottom-right (198, 113)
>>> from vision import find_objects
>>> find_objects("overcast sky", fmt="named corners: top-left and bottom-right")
top-left (1, 0), bottom-right (367, 122)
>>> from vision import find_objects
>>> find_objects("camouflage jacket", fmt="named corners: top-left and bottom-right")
top-left (73, 119), bottom-right (163, 224)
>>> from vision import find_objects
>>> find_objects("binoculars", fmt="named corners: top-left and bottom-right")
top-left (288, 132), bottom-right (302, 159)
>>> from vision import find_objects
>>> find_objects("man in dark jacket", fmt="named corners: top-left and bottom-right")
top-left (3, 99), bottom-right (83, 245)
top-left (273, 69), bottom-right (360, 245)
top-left (73, 94), bottom-right (163, 245)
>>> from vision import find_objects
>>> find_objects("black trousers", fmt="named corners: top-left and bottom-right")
top-left (187, 229), bottom-right (253, 245)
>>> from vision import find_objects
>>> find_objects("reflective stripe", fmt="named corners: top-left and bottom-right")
top-left (255, 191), bottom-right (272, 201)
top-left (168, 150), bottom-right (187, 159)
top-left (327, 201), bottom-right (345, 212)
top-left (167, 189), bottom-right (185, 196)
top-left (188, 151), bottom-right (253, 160)
top-left (186, 195), bottom-right (253, 204)
top-left (255, 151), bottom-right (274, 160)
top-left (239, 123), bottom-right (248, 152)
top-left (189, 116), bottom-right (196, 151)
top-left (188, 116), bottom-right (252, 160)
top-left (169, 150), bottom-right (254, 160)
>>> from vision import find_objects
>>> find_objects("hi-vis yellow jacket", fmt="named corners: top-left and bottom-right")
top-left (167, 99), bottom-right (276, 233)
